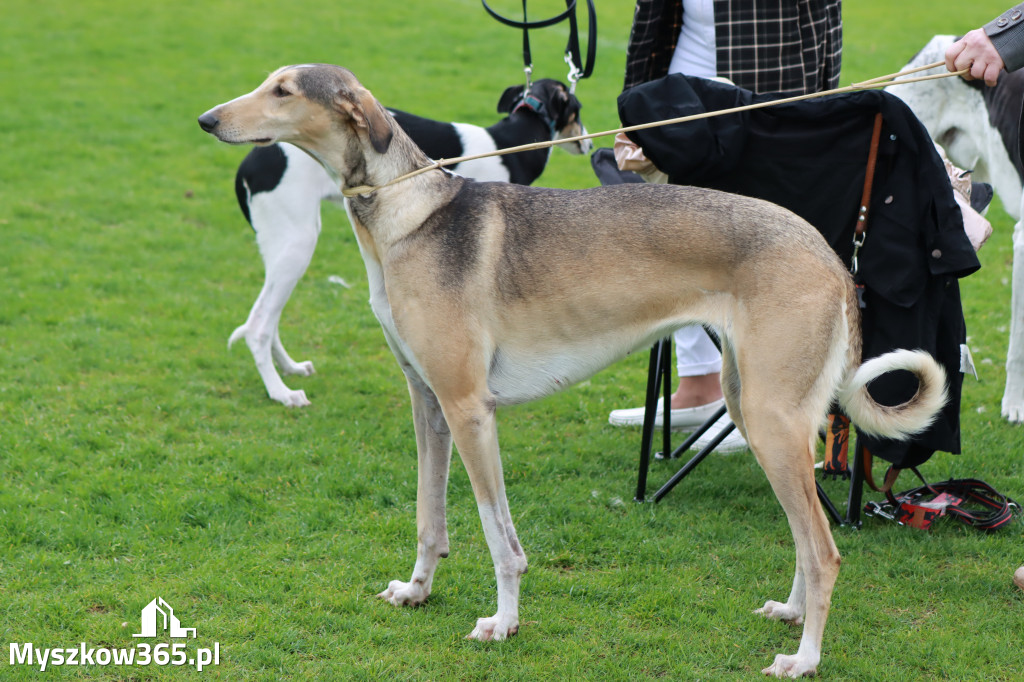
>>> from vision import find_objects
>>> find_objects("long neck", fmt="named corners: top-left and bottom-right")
top-left (341, 125), bottom-right (463, 248)
top-left (306, 120), bottom-right (431, 194)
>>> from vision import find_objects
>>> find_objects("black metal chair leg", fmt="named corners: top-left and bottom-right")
top-left (817, 481), bottom-right (843, 525)
top-left (659, 338), bottom-right (672, 459)
top-left (634, 341), bottom-right (666, 502)
top-left (843, 439), bottom-right (866, 528)
top-left (652, 409), bottom-right (732, 503)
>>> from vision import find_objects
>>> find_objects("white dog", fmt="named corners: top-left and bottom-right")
top-left (887, 35), bottom-right (1024, 423)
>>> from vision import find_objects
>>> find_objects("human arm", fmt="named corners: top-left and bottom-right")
top-left (945, 4), bottom-right (1024, 86)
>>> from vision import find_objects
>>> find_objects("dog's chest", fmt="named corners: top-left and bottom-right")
top-left (486, 346), bottom-right (607, 405)
top-left (344, 202), bottom-right (432, 385)
top-left (354, 253), bottom-right (636, 405)
top-left (485, 327), bottom-right (672, 406)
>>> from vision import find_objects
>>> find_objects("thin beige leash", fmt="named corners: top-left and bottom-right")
top-left (342, 61), bottom-right (966, 198)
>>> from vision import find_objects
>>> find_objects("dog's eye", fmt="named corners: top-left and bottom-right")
top-left (273, 85), bottom-right (292, 98)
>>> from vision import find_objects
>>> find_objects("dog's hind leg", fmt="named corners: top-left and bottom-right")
top-left (727, 302), bottom-right (842, 677)
top-left (1002, 200), bottom-right (1024, 423)
top-left (748, 410), bottom-right (838, 678)
top-left (231, 190), bottom-right (321, 407)
top-left (379, 376), bottom-right (453, 606)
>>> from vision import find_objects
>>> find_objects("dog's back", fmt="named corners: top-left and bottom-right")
top-left (399, 179), bottom-right (854, 401)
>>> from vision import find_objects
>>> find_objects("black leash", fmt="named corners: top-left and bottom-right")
top-left (563, 0), bottom-right (596, 90)
top-left (864, 467), bottom-right (1019, 531)
top-left (481, 0), bottom-right (597, 91)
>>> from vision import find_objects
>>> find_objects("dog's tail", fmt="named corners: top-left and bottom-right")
top-left (837, 350), bottom-right (947, 439)
top-left (228, 325), bottom-right (247, 350)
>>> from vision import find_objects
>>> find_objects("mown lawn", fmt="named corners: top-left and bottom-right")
top-left (1, 1), bottom-right (1021, 679)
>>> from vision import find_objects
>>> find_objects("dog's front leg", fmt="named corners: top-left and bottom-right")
top-left (1003, 206), bottom-right (1024, 423)
top-left (440, 390), bottom-right (527, 641)
top-left (379, 377), bottom-right (453, 606)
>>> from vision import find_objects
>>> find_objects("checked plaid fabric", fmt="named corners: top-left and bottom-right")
top-left (624, 0), bottom-right (842, 96)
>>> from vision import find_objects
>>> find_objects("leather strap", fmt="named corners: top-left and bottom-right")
top-left (856, 113), bottom-right (885, 239)
top-left (861, 446), bottom-right (901, 495)
top-left (822, 413), bottom-right (851, 478)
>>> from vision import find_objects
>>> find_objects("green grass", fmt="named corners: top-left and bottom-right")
top-left (1, 0), bottom-right (1022, 679)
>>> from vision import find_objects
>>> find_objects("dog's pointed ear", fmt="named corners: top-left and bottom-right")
top-left (497, 85), bottom-right (524, 114)
top-left (335, 86), bottom-right (394, 154)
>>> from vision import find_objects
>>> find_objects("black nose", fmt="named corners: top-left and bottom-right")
top-left (197, 112), bottom-right (219, 133)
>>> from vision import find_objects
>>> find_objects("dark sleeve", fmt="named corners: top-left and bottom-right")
top-left (985, 3), bottom-right (1024, 71)
top-left (623, 0), bottom-right (683, 90)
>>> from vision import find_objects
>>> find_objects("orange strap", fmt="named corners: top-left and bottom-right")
top-left (823, 414), bottom-right (851, 477)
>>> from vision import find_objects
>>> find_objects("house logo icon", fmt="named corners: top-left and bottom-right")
top-left (132, 597), bottom-right (197, 639)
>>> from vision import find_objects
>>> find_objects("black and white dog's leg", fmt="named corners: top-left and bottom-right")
top-left (1004, 195), bottom-right (1024, 423)
top-left (231, 153), bottom-right (328, 407)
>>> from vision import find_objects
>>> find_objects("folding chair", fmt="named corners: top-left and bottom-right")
top-left (595, 75), bottom-right (981, 524)
top-left (631, 333), bottom-right (869, 527)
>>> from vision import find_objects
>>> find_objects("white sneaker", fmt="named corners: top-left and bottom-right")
top-left (692, 413), bottom-right (748, 453)
top-left (608, 398), bottom-right (725, 431)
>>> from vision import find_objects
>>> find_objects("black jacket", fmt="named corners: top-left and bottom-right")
top-left (618, 75), bottom-right (981, 467)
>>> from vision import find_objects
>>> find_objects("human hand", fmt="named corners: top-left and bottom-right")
top-left (945, 28), bottom-right (1006, 86)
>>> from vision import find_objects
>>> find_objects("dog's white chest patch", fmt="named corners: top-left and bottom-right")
top-left (486, 343), bottom-right (631, 406)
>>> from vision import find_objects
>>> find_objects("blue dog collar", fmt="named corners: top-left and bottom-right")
top-left (513, 93), bottom-right (557, 135)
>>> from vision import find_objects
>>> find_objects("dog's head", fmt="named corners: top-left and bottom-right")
top-left (198, 64), bottom-right (394, 158)
top-left (497, 79), bottom-right (591, 154)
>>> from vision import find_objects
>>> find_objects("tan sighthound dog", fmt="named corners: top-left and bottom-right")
top-left (199, 65), bottom-right (948, 678)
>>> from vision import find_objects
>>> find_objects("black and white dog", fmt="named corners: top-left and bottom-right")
top-left (888, 35), bottom-right (1024, 424)
top-left (230, 79), bottom-right (590, 406)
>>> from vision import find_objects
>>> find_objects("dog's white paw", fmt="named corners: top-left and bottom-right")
top-left (271, 389), bottom-right (311, 408)
top-left (378, 579), bottom-right (430, 607)
top-left (282, 360), bottom-right (315, 377)
top-left (762, 653), bottom-right (818, 678)
top-left (1001, 394), bottom-right (1024, 423)
top-left (466, 614), bottom-right (519, 641)
top-left (755, 600), bottom-right (804, 625)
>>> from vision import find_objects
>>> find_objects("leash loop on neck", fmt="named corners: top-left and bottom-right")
top-left (514, 90), bottom-right (557, 134)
